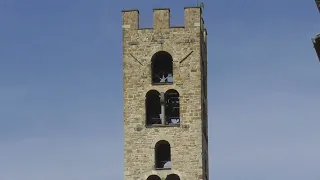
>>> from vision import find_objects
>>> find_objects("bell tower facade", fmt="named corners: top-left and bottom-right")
top-left (122, 6), bottom-right (208, 180)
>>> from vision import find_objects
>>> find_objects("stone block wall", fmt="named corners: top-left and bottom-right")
top-left (122, 7), bottom-right (208, 180)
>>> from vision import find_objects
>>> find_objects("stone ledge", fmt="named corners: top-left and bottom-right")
top-left (146, 124), bottom-right (180, 128)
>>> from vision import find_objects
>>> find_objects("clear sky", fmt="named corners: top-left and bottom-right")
top-left (0, 0), bottom-right (320, 179)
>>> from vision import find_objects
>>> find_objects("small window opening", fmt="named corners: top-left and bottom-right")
top-left (147, 175), bottom-right (161, 180)
top-left (155, 140), bottom-right (171, 169)
top-left (146, 90), bottom-right (161, 126)
top-left (165, 89), bottom-right (180, 125)
top-left (151, 51), bottom-right (173, 84)
top-left (166, 174), bottom-right (180, 180)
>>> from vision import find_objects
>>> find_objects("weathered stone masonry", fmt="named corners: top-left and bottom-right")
top-left (122, 6), bottom-right (208, 180)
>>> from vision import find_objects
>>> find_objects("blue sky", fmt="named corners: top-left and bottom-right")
top-left (0, 0), bottom-right (320, 179)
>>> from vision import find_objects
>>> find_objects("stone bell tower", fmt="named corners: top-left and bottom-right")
top-left (122, 6), bottom-right (208, 180)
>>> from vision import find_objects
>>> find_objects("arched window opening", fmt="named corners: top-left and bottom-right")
top-left (146, 90), bottom-right (161, 126)
top-left (147, 175), bottom-right (161, 180)
top-left (165, 89), bottom-right (180, 125)
top-left (155, 140), bottom-right (171, 169)
top-left (151, 51), bottom-right (173, 84)
top-left (166, 174), bottom-right (180, 180)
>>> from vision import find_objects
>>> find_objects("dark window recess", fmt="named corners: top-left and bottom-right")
top-left (155, 140), bottom-right (171, 169)
top-left (151, 51), bottom-right (173, 84)
top-left (165, 89), bottom-right (180, 125)
top-left (147, 175), bottom-right (161, 180)
top-left (166, 174), bottom-right (180, 180)
top-left (146, 90), bottom-right (161, 126)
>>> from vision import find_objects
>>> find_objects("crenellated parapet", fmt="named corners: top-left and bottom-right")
top-left (122, 7), bottom-right (204, 31)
